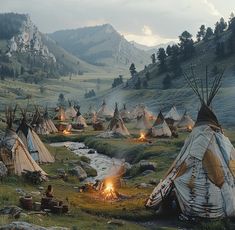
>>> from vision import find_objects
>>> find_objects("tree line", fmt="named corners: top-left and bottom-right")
top-left (128, 12), bottom-right (235, 90)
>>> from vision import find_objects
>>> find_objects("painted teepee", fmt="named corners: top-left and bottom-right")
top-left (107, 103), bottom-right (130, 136)
top-left (150, 111), bottom-right (172, 137)
top-left (146, 69), bottom-right (235, 219)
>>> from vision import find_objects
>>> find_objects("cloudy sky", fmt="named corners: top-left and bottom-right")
top-left (1, 0), bottom-right (234, 46)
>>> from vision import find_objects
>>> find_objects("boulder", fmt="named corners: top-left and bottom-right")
top-left (136, 183), bottom-right (152, 189)
top-left (88, 149), bottom-right (95, 154)
top-left (68, 166), bottom-right (87, 181)
top-left (141, 170), bottom-right (155, 176)
top-left (0, 161), bottom-right (7, 177)
top-left (0, 221), bottom-right (69, 230)
top-left (0, 206), bottom-right (22, 219)
top-left (79, 161), bottom-right (97, 177)
top-left (56, 168), bottom-right (66, 175)
top-left (139, 160), bottom-right (157, 171)
top-left (149, 179), bottom-right (160, 185)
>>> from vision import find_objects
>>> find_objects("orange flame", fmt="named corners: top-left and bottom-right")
top-left (138, 132), bottom-right (146, 142)
top-left (187, 125), bottom-right (192, 131)
top-left (63, 129), bottom-right (71, 135)
top-left (101, 182), bottom-right (118, 200)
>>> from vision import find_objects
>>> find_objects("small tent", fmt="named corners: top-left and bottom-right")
top-left (17, 111), bottom-right (55, 164)
top-left (146, 70), bottom-right (235, 219)
top-left (73, 108), bottom-right (88, 128)
top-left (0, 106), bottom-right (47, 177)
top-left (150, 111), bottom-right (172, 137)
top-left (84, 106), bottom-right (96, 125)
top-left (175, 111), bottom-right (195, 131)
top-left (120, 104), bottom-right (131, 122)
top-left (165, 106), bottom-right (181, 122)
top-left (65, 102), bottom-right (77, 120)
top-left (97, 100), bottom-right (113, 119)
top-left (54, 107), bottom-right (66, 121)
top-left (42, 107), bottom-right (58, 134)
top-left (107, 103), bottom-right (130, 136)
top-left (32, 107), bottom-right (48, 135)
top-left (136, 111), bottom-right (151, 130)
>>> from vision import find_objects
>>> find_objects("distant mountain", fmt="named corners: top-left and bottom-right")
top-left (0, 13), bottom-right (95, 82)
top-left (130, 41), bottom-right (176, 54)
top-left (49, 24), bottom-right (150, 69)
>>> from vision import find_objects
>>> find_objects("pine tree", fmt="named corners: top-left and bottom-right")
top-left (204, 27), bottom-right (213, 41)
top-left (196, 25), bottom-right (206, 41)
top-left (151, 53), bottom-right (156, 64)
top-left (166, 45), bottom-right (172, 56)
top-left (157, 48), bottom-right (167, 73)
top-left (129, 63), bottom-right (137, 77)
top-left (179, 31), bottom-right (195, 59)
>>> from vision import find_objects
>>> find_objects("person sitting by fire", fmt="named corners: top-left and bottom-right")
top-left (45, 185), bottom-right (54, 198)
top-left (93, 179), bottom-right (100, 190)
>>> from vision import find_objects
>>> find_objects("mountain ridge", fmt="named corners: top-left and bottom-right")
top-left (49, 24), bottom-right (150, 69)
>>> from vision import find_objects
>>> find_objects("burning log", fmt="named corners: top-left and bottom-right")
top-left (187, 125), bottom-right (192, 132)
top-left (98, 163), bottom-right (126, 200)
top-left (138, 132), bottom-right (147, 142)
top-left (63, 124), bottom-right (72, 135)
top-left (100, 182), bottom-right (119, 200)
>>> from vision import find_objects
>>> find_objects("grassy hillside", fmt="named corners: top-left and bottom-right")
top-left (91, 29), bottom-right (235, 126)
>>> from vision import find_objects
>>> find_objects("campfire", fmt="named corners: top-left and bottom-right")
top-left (138, 132), bottom-right (147, 142)
top-left (187, 125), bottom-right (192, 132)
top-left (63, 124), bottom-right (72, 135)
top-left (100, 182), bottom-right (118, 200)
top-left (63, 129), bottom-right (71, 135)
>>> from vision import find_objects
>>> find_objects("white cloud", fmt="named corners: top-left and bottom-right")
top-left (142, 25), bottom-right (152, 36)
top-left (202, 0), bottom-right (222, 17)
top-left (123, 32), bottom-right (176, 47)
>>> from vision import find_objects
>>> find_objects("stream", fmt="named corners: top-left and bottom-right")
top-left (50, 142), bottom-right (124, 181)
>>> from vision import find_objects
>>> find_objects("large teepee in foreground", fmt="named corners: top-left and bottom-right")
top-left (0, 106), bottom-right (47, 177)
top-left (146, 69), bottom-right (235, 219)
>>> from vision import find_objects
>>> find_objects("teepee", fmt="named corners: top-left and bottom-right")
top-left (17, 109), bottom-right (55, 164)
top-left (55, 107), bottom-right (66, 121)
top-left (120, 104), bottom-right (131, 122)
top-left (41, 107), bottom-right (58, 134)
top-left (146, 69), bottom-right (235, 219)
top-left (84, 105), bottom-right (96, 125)
top-left (0, 106), bottom-right (47, 177)
top-left (150, 111), bottom-right (172, 137)
top-left (97, 99), bottom-right (113, 119)
top-left (165, 106), bottom-right (181, 122)
top-left (31, 107), bottom-right (48, 135)
top-left (73, 107), bottom-right (88, 128)
top-left (65, 101), bottom-right (77, 120)
top-left (136, 111), bottom-right (151, 130)
top-left (175, 111), bottom-right (195, 131)
top-left (107, 103), bottom-right (130, 136)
